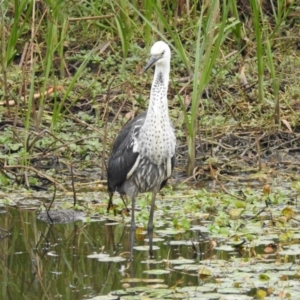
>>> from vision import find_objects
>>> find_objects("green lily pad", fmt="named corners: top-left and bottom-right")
top-left (143, 269), bottom-right (170, 275)
top-left (156, 228), bottom-right (185, 235)
top-left (163, 258), bottom-right (194, 264)
top-left (168, 240), bottom-right (199, 245)
top-left (173, 264), bottom-right (199, 271)
top-left (214, 245), bottom-right (235, 252)
top-left (188, 293), bottom-right (221, 300)
top-left (179, 286), bottom-right (215, 293)
top-left (190, 225), bottom-right (209, 232)
top-left (141, 259), bottom-right (163, 264)
top-left (133, 245), bottom-right (160, 251)
top-left (217, 295), bottom-right (252, 300)
top-left (279, 245), bottom-right (300, 255)
top-left (88, 296), bottom-right (119, 300)
top-left (144, 237), bottom-right (165, 242)
top-left (98, 256), bottom-right (126, 262)
top-left (87, 253), bottom-right (110, 259)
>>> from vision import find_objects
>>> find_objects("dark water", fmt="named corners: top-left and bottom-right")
top-left (2, 202), bottom-right (299, 300)
top-left (0, 208), bottom-right (209, 299)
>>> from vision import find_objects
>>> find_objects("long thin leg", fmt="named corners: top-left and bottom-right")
top-left (107, 192), bottom-right (113, 213)
top-left (108, 193), bottom-right (129, 215)
top-left (130, 196), bottom-right (136, 261)
top-left (121, 195), bottom-right (130, 212)
top-left (148, 191), bottom-right (157, 258)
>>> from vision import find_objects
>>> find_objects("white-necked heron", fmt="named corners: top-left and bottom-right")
top-left (107, 41), bottom-right (176, 257)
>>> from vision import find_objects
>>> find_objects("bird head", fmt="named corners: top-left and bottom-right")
top-left (143, 41), bottom-right (171, 73)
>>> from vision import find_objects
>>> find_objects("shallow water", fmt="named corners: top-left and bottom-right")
top-left (0, 208), bottom-right (209, 299)
top-left (1, 186), bottom-right (300, 300)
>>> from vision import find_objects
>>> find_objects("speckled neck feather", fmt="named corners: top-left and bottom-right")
top-left (138, 60), bottom-right (176, 165)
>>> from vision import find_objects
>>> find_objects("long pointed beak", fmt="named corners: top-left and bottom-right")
top-left (143, 55), bottom-right (161, 73)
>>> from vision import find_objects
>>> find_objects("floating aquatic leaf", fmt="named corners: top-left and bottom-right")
top-left (259, 273), bottom-right (270, 281)
top-left (279, 231), bottom-right (294, 242)
top-left (133, 245), bottom-right (160, 251)
top-left (98, 256), bottom-right (126, 262)
top-left (218, 287), bottom-right (250, 295)
top-left (256, 289), bottom-right (267, 299)
top-left (173, 264), bottom-right (199, 272)
top-left (143, 269), bottom-right (170, 275)
top-left (229, 208), bottom-right (243, 219)
top-left (147, 284), bottom-right (168, 289)
top-left (179, 286), bottom-right (215, 293)
top-left (165, 292), bottom-right (187, 299)
top-left (121, 278), bottom-right (142, 283)
top-left (141, 259), bottom-right (163, 264)
top-left (190, 225), bottom-right (209, 232)
top-left (144, 237), bottom-right (164, 242)
top-left (191, 293), bottom-right (222, 299)
top-left (124, 286), bottom-right (152, 293)
top-left (18, 200), bottom-right (42, 207)
top-left (291, 233), bottom-right (300, 239)
top-left (87, 253), bottom-right (110, 259)
top-left (147, 288), bottom-right (174, 298)
top-left (281, 207), bottom-right (294, 220)
top-left (218, 295), bottom-right (252, 300)
top-left (156, 228), bottom-right (185, 235)
top-left (279, 245), bottom-right (300, 255)
top-left (198, 266), bottom-right (212, 277)
top-left (168, 240), bottom-right (199, 246)
top-left (89, 296), bottom-right (119, 300)
top-left (235, 200), bottom-right (247, 209)
top-left (163, 258), bottom-right (194, 265)
top-left (214, 245), bottom-right (235, 252)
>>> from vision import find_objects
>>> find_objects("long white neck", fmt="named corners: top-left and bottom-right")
top-left (154, 62), bottom-right (170, 90)
top-left (147, 62), bottom-right (170, 117)
top-left (138, 60), bottom-right (175, 164)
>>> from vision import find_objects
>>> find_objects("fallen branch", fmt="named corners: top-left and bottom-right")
top-left (0, 86), bottom-right (65, 106)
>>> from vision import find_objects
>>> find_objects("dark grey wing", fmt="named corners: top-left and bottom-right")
top-left (107, 112), bottom-right (147, 193)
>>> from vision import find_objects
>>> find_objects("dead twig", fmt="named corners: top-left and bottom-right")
top-left (208, 162), bottom-right (244, 200)
top-left (4, 165), bottom-right (67, 191)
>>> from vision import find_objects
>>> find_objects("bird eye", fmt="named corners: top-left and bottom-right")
top-left (161, 50), bottom-right (165, 55)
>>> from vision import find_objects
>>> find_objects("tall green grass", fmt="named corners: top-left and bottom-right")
top-left (250, 0), bottom-right (265, 104)
top-left (3, 0), bottom-right (32, 65)
top-left (250, 0), bottom-right (293, 123)
top-left (36, 1), bottom-right (65, 129)
top-left (0, 0), bottom-right (297, 181)
top-left (0, 0), bottom-right (32, 112)
top-left (183, 1), bottom-right (240, 175)
top-left (110, 0), bottom-right (132, 71)
top-left (129, 0), bottom-right (191, 73)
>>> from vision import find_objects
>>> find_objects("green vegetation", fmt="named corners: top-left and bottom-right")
top-left (0, 0), bottom-right (299, 187)
top-left (1, 181), bottom-right (300, 298)
top-left (1, 2), bottom-right (300, 299)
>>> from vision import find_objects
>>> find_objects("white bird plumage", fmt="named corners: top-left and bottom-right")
top-left (107, 41), bottom-right (176, 258)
